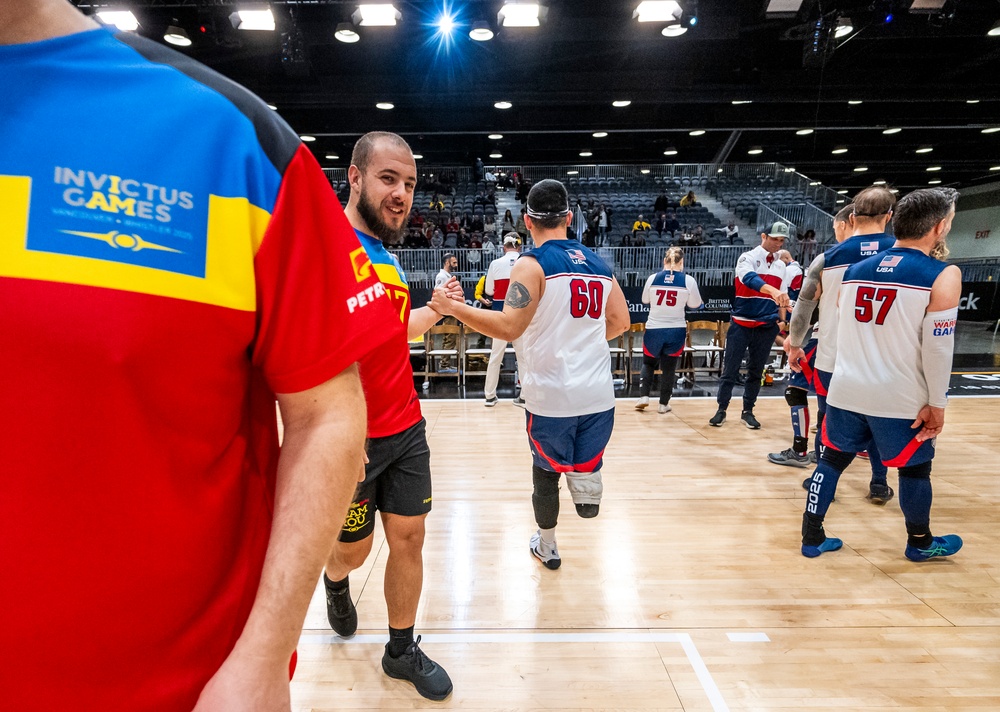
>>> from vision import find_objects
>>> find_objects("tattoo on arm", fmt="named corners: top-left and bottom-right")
top-left (505, 281), bottom-right (532, 309)
top-left (799, 254), bottom-right (825, 302)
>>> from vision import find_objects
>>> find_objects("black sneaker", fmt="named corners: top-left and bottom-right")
top-left (866, 485), bottom-right (895, 506)
top-left (512, 396), bottom-right (526, 408)
top-left (324, 575), bottom-right (358, 638)
top-left (709, 409), bottom-right (727, 427)
top-left (382, 636), bottom-right (454, 701)
top-left (741, 410), bottom-right (761, 429)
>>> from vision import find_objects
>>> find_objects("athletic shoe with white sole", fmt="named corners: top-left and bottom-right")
top-left (635, 396), bottom-right (649, 411)
top-left (529, 530), bottom-right (561, 570)
top-left (658, 404), bottom-right (672, 414)
top-left (905, 534), bottom-right (963, 562)
top-left (709, 410), bottom-right (727, 427)
top-left (484, 396), bottom-right (498, 407)
top-left (741, 410), bottom-right (761, 429)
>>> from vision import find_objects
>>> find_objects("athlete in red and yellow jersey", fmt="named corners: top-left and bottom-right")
top-left (321, 132), bottom-right (462, 702)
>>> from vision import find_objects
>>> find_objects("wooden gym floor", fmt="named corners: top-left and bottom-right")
top-left (291, 396), bottom-right (1000, 711)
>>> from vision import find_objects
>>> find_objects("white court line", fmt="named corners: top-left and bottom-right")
top-left (727, 632), bottom-right (770, 642)
top-left (299, 630), bottom-right (731, 712)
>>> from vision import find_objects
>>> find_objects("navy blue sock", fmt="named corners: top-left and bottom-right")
top-left (867, 441), bottom-right (888, 488)
top-left (899, 462), bottom-right (933, 547)
top-left (804, 459), bottom-right (844, 520)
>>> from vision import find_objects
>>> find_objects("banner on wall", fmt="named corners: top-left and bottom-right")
top-left (958, 281), bottom-right (1000, 322)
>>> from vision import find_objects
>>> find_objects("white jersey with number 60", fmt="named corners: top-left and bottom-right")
top-left (514, 239), bottom-right (616, 417)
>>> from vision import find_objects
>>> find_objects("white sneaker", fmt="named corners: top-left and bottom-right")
top-left (658, 404), bottom-right (672, 414)
top-left (512, 396), bottom-right (526, 408)
top-left (484, 396), bottom-right (498, 407)
top-left (529, 530), bottom-right (561, 570)
top-left (635, 396), bottom-right (649, 411)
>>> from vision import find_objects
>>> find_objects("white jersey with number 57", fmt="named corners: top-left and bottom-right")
top-left (514, 239), bottom-right (616, 417)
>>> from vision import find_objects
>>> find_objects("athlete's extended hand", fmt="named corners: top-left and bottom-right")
top-left (428, 287), bottom-right (457, 316)
top-left (911, 404), bottom-right (945, 442)
top-left (192, 648), bottom-right (291, 712)
top-left (784, 341), bottom-right (806, 373)
top-left (773, 291), bottom-right (791, 310)
top-left (442, 276), bottom-right (465, 302)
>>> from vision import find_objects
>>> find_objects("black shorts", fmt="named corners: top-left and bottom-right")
top-left (338, 418), bottom-right (432, 543)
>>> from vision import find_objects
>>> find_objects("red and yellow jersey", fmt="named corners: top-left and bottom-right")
top-left (0, 28), bottom-right (400, 710)
top-left (354, 231), bottom-right (424, 438)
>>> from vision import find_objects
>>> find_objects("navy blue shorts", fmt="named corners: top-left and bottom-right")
top-left (823, 404), bottom-right (935, 467)
top-left (788, 338), bottom-right (818, 391)
top-left (643, 327), bottom-right (686, 359)
top-left (526, 408), bottom-right (615, 473)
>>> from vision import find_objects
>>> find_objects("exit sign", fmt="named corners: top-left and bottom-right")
top-left (975, 229), bottom-right (991, 240)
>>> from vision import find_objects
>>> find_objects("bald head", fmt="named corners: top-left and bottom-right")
top-left (351, 131), bottom-right (413, 174)
top-left (776, 249), bottom-right (793, 264)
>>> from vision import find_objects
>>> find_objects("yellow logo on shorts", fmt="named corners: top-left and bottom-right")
top-left (423, 497), bottom-right (432, 504)
top-left (343, 499), bottom-right (370, 533)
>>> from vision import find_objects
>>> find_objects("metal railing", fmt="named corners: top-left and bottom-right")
top-left (389, 246), bottom-right (744, 286)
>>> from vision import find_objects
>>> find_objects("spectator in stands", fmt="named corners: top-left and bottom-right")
top-left (459, 212), bottom-right (473, 231)
top-left (724, 221), bottom-right (740, 244)
top-left (455, 228), bottom-right (468, 247)
top-left (484, 169), bottom-right (497, 188)
top-left (406, 228), bottom-right (427, 248)
top-left (693, 224), bottom-right (705, 242)
top-left (445, 214), bottom-right (460, 234)
top-left (429, 229), bottom-right (444, 248)
top-left (471, 213), bottom-right (484, 233)
top-left (654, 212), bottom-right (668, 239)
top-left (474, 191), bottom-right (488, 208)
top-left (680, 190), bottom-right (697, 207)
top-left (597, 204), bottom-right (609, 246)
top-left (484, 212), bottom-right (496, 235)
top-left (799, 228), bottom-right (816, 244)
top-left (486, 186), bottom-right (498, 207)
top-left (474, 157), bottom-right (485, 181)
top-left (516, 208), bottom-right (529, 239)
top-left (572, 200), bottom-right (588, 241)
top-left (654, 190), bottom-right (670, 214)
top-left (633, 231), bottom-right (647, 247)
top-left (468, 232), bottom-right (483, 249)
top-left (621, 233), bottom-right (632, 246)
top-left (409, 208), bottom-right (424, 230)
top-left (429, 194), bottom-right (445, 214)
top-left (632, 214), bottom-right (651, 237)
top-left (502, 208), bottom-right (516, 234)
top-left (665, 211), bottom-right (680, 238)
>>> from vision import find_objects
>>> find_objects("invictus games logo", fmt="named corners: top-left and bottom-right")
top-left (54, 166), bottom-right (194, 224)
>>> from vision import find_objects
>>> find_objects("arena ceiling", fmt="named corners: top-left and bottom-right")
top-left (71, 0), bottom-right (1000, 193)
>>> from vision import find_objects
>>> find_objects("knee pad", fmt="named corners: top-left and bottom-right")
top-left (532, 466), bottom-right (560, 529)
top-left (784, 386), bottom-right (808, 408)
top-left (819, 448), bottom-right (854, 472)
top-left (566, 470), bottom-right (603, 519)
top-left (899, 461), bottom-right (932, 480)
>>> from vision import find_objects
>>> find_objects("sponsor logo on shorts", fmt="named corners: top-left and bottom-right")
top-left (342, 498), bottom-right (370, 533)
top-left (423, 497), bottom-right (432, 504)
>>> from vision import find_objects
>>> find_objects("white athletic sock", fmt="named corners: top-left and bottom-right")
top-left (539, 527), bottom-right (556, 547)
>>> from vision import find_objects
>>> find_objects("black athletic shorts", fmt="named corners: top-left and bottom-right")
top-left (338, 418), bottom-right (432, 543)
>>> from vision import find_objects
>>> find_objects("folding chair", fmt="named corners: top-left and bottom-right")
top-left (684, 320), bottom-right (726, 384)
top-left (461, 324), bottom-right (493, 386)
top-left (424, 324), bottom-right (462, 386)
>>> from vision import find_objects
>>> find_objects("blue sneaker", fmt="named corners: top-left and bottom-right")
top-left (905, 534), bottom-right (963, 562)
top-left (801, 537), bottom-right (843, 558)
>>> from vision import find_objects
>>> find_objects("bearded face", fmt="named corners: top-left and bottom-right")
top-left (356, 179), bottom-right (408, 245)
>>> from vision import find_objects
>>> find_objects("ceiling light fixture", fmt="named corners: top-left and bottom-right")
top-left (567, 170), bottom-right (579, 175)
top-left (266, 103), bottom-right (278, 110)
top-left (928, 179), bottom-right (942, 184)
top-left (592, 131), bottom-right (608, 138)
top-left (785, 167), bottom-right (796, 172)
top-left (634, 1), bottom-right (682, 22)
top-left (469, 21), bottom-right (494, 40)
top-left (747, 146), bottom-right (764, 155)
top-left (835, 16), bottom-right (854, 38)
top-left (837, 199), bottom-right (846, 203)
top-left (689, 129), bottom-right (706, 136)
top-left (809, 181), bottom-right (821, 186)
top-left (732, 100), bottom-right (752, 105)
top-left (376, 102), bottom-right (394, 110)
top-left (916, 146), bottom-right (934, 153)
top-left (837, 189), bottom-right (849, 194)
top-left (853, 166), bottom-right (868, 172)
top-left (882, 127), bottom-right (902, 134)
top-left (580, 151), bottom-right (593, 157)
top-left (873, 180), bottom-right (886, 185)
top-left (164, 23), bottom-right (192, 46)
top-left (982, 127), bottom-right (1000, 133)
top-left (325, 154), bottom-right (339, 159)
top-left (229, 8), bottom-right (275, 31)
top-left (927, 166), bottom-right (942, 171)
top-left (488, 134), bottom-right (503, 140)
top-left (299, 135), bottom-right (316, 142)
top-left (97, 10), bottom-right (139, 31)
top-left (412, 153), bottom-right (423, 159)
top-left (663, 147), bottom-right (678, 156)
top-left (335, 23), bottom-right (360, 42)
top-left (832, 146), bottom-right (848, 154)
top-left (967, 99), bottom-right (980, 104)
top-left (499, 2), bottom-right (542, 27)
top-left (612, 100), bottom-right (632, 108)
top-left (991, 165), bottom-right (1000, 171)
top-left (353, 4), bottom-right (401, 26)
top-left (796, 128), bottom-right (814, 135)
top-left (494, 101), bottom-right (513, 109)
top-left (848, 100), bottom-right (863, 105)
top-left (489, 153), bottom-right (502, 158)
top-left (988, 20), bottom-right (1000, 36)
top-left (661, 23), bottom-right (688, 36)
